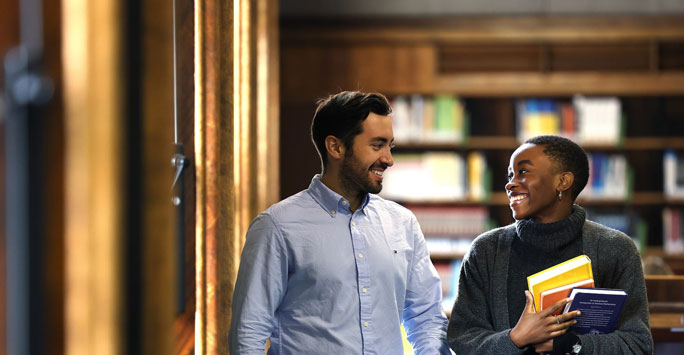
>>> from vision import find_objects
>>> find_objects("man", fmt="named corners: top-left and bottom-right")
top-left (228, 91), bottom-right (451, 354)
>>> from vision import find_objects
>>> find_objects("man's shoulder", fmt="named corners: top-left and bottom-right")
top-left (261, 190), bottom-right (320, 221)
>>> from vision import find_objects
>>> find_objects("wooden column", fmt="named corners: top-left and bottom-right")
top-left (141, 0), bottom-right (176, 353)
top-left (194, 0), bottom-right (234, 352)
top-left (194, 0), bottom-right (278, 353)
top-left (63, 0), bottom-right (124, 354)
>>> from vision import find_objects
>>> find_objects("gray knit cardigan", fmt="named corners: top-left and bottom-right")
top-left (446, 220), bottom-right (653, 354)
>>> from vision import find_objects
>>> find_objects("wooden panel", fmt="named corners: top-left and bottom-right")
top-left (142, 0), bottom-right (175, 353)
top-left (645, 275), bottom-right (684, 342)
top-left (43, 0), bottom-right (66, 353)
top-left (63, 0), bottom-right (124, 353)
top-left (660, 42), bottom-right (684, 70)
top-left (439, 44), bottom-right (541, 73)
top-left (550, 43), bottom-right (651, 71)
top-left (646, 275), bottom-right (684, 303)
top-left (194, 0), bottom-right (235, 353)
top-left (282, 44), bottom-right (435, 102)
top-left (436, 72), bottom-right (684, 96)
top-left (281, 16), bottom-right (684, 43)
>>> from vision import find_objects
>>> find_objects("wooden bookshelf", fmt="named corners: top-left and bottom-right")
top-left (280, 15), bottom-right (684, 265)
top-left (396, 137), bottom-right (684, 151)
top-left (397, 191), bottom-right (682, 207)
top-left (645, 275), bottom-right (684, 342)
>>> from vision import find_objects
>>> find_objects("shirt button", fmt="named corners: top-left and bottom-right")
top-left (342, 200), bottom-right (347, 205)
top-left (331, 209), bottom-right (335, 215)
top-left (363, 322), bottom-right (369, 327)
top-left (362, 288), bottom-right (367, 293)
top-left (358, 253), bottom-right (364, 258)
top-left (351, 221), bottom-right (356, 226)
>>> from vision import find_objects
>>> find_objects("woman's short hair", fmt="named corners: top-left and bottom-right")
top-left (525, 135), bottom-right (590, 200)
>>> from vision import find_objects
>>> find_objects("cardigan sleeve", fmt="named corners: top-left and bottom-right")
top-left (446, 234), bottom-right (526, 354)
top-left (579, 224), bottom-right (654, 354)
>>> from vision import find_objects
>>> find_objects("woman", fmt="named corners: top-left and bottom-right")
top-left (447, 135), bottom-right (652, 354)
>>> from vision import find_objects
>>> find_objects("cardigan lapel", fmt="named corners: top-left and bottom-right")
top-left (492, 226), bottom-right (516, 331)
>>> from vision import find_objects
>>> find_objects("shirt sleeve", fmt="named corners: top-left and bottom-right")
top-left (402, 215), bottom-right (453, 355)
top-left (228, 213), bottom-right (288, 355)
top-left (446, 237), bottom-right (526, 354)
top-left (576, 232), bottom-right (653, 354)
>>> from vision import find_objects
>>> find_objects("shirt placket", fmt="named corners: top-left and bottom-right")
top-left (349, 213), bottom-right (375, 355)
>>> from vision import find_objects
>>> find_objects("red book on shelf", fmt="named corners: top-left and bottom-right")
top-left (540, 278), bottom-right (595, 316)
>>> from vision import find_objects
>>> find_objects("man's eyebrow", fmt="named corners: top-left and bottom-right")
top-left (371, 137), bottom-right (390, 143)
top-left (517, 159), bottom-right (533, 167)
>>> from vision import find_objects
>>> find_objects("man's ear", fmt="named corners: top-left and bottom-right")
top-left (325, 135), bottom-right (345, 161)
top-left (557, 171), bottom-right (575, 193)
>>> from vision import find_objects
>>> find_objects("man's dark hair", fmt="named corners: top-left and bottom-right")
top-left (525, 135), bottom-right (590, 201)
top-left (311, 91), bottom-right (392, 170)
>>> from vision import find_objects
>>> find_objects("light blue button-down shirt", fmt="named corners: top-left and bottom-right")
top-left (229, 175), bottom-right (451, 354)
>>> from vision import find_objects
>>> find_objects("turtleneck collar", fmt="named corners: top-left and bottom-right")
top-left (514, 205), bottom-right (586, 253)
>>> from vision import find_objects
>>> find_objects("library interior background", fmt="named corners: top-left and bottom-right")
top-left (3, 0), bottom-right (684, 354)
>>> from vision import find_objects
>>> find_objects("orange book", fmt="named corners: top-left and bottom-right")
top-left (540, 278), bottom-right (594, 316)
top-left (527, 255), bottom-right (593, 312)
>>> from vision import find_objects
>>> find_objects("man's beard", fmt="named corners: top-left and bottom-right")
top-left (340, 150), bottom-right (383, 196)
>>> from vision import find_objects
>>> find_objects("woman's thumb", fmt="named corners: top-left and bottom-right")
top-left (524, 290), bottom-right (536, 312)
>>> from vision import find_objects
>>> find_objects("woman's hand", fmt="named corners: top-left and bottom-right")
top-left (509, 290), bottom-right (580, 349)
top-left (532, 339), bottom-right (553, 353)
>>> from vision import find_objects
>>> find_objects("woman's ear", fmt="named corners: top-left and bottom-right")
top-left (324, 135), bottom-right (345, 161)
top-left (557, 171), bottom-right (575, 193)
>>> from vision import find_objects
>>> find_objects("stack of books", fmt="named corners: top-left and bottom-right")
top-left (527, 255), bottom-right (627, 335)
top-left (391, 95), bottom-right (468, 144)
top-left (527, 255), bottom-right (595, 315)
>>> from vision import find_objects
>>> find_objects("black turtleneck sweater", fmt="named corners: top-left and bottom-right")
top-left (507, 206), bottom-right (586, 328)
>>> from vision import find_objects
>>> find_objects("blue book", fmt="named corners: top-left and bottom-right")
top-left (563, 287), bottom-right (627, 335)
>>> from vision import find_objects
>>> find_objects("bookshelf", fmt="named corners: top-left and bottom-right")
top-left (280, 16), bottom-right (684, 289)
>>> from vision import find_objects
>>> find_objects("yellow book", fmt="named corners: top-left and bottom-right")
top-left (527, 255), bottom-right (593, 312)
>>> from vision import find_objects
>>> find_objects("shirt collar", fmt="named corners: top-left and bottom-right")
top-left (307, 174), bottom-right (369, 217)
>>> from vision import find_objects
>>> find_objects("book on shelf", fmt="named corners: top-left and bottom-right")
top-left (579, 153), bottom-right (632, 201)
top-left (434, 259), bottom-right (462, 314)
top-left (573, 96), bottom-right (623, 146)
top-left (664, 150), bottom-right (684, 199)
top-left (391, 95), bottom-right (468, 144)
top-left (560, 102), bottom-right (576, 141)
top-left (540, 278), bottom-right (594, 316)
top-left (663, 207), bottom-right (684, 254)
top-left (563, 287), bottom-right (627, 335)
top-left (433, 95), bottom-right (467, 143)
top-left (585, 208), bottom-right (646, 252)
top-left (410, 205), bottom-right (490, 256)
top-left (381, 151), bottom-right (490, 203)
top-left (467, 151), bottom-right (491, 202)
top-left (527, 255), bottom-right (594, 312)
top-left (516, 98), bottom-right (561, 142)
top-left (391, 96), bottom-right (412, 143)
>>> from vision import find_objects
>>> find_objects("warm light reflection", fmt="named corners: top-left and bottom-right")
top-left (63, 0), bottom-right (122, 354)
